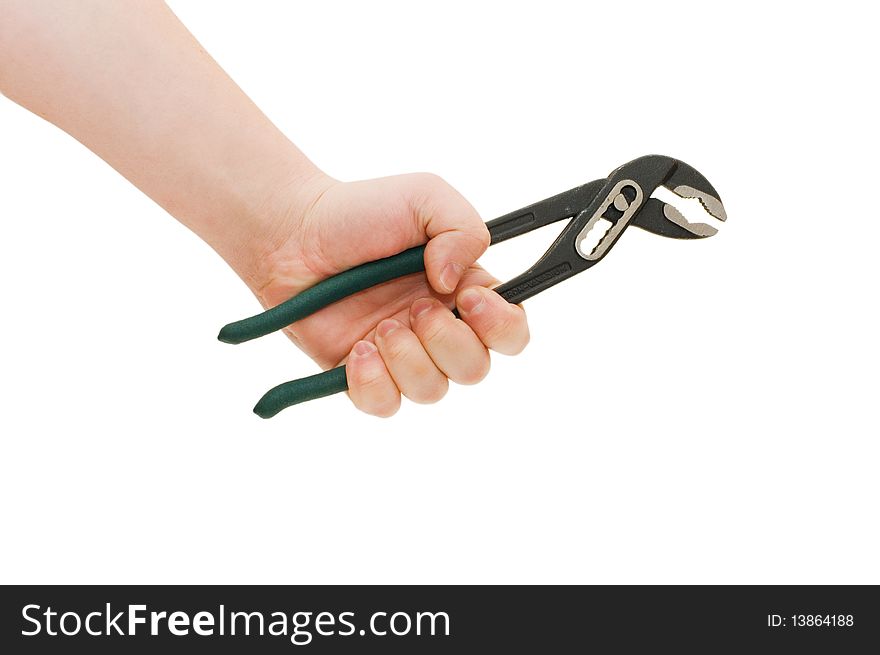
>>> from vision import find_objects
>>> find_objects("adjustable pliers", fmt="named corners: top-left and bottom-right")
top-left (219, 154), bottom-right (726, 418)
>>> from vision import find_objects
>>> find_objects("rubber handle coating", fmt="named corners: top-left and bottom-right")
top-left (218, 245), bottom-right (427, 344)
top-left (254, 366), bottom-right (348, 418)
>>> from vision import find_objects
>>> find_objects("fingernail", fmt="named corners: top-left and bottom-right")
top-left (458, 288), bottom-right (485, 315)
top-left (411, 298), bottom-right (434, 320)
top-left (439, 262), bottom-right (464, 293)
top-left (376, 319), bottom-right (401, 339)
top-left (352, 340), bottom-right (377, 357)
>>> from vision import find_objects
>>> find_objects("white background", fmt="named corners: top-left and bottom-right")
top-left (1, 1), bottom-right (877, 584)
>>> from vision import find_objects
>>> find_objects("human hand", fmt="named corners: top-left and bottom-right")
top-left (0, 1), bottom-right (528, 417)
top-left (245, 173), bottom-right (530, 417)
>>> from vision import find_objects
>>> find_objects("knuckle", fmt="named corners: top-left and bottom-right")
top-left (417, 171), bottom-right (447, 188)
top-left (368, 398), bottom-right (401, 418)
top-left (348, 353), bottom-right (401, 417)
top-left (453, 353), bottom-right (490, 385)
top-left (349, 359), bottom-right (389, 393)
top-left (350, 364), bottom-right (384, 389)
top-left (483, 307), bottom-right (529, 355)
top-left (507, 328), bottom-right (530, 355)
top-left (380, 331), bottom-right (412, 362)
top-left (408, 377), bottom-right (448, 405)
top-left (472, 221), bottom-right (491, 249)
top-left (453, 220), bottom-right (490, 253)
top-left (351, 383), bottom-right (400, 417)
top-left (408, 172), bottom-right (449, 197)
top-left (484, 310), bottom-right (518, 343)
top-left (414, 312), bottom-right (448, 345)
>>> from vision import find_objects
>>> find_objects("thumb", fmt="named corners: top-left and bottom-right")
top-left (407, 173), bottom-right (490, 294)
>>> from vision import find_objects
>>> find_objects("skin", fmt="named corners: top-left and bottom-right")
top-left (0, 0), bottom-right (529, 416)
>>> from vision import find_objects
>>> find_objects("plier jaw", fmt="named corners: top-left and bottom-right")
top-left (491, 155), bottom-right (726, 305)
top-left (629, 155), bottom-right (727, 238)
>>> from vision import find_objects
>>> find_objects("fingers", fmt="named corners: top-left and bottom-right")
top-left (374, 319), bottom-right (448, 404)
top-left (405, 173), bottom-right (490, 294)
top-left (409, 298), bottom-right (490, 385)
top-left (345, 341), bottom-right (400, 417)
top-left (456, 286), bottom-right (530, 355)
top-left (346, 284), bottom-right (529, 417)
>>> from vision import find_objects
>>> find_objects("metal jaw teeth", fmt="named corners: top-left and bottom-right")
top-left (662, 204), bottom-right (718, 237)
top-left (660, 184), bottom-right (727, 238)
top-left (672, 185), bottom-right (727, 222)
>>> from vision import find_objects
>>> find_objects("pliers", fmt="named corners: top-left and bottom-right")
top-left (218, 154), bottom-right (726, 418)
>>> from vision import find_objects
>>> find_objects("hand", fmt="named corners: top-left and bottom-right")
top-left (249, 173), bottom-right (530, 417)
top-left (0, 2), bottom-right (528, 417)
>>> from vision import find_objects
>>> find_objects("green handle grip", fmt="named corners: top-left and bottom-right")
top-left (253, 366), bottom-right (349, 418)
top-left (254, 309), bottom-right (467, 417)
top-left (218, 245), bottom-right (427, 344)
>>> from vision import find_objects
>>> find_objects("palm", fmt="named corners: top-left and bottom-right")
top-left (257, 176), bottom-right (494, 369)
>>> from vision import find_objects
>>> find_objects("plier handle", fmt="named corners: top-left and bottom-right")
top-left (218, 154), bottom-right (726, 418)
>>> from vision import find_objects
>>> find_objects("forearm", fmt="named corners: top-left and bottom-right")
top-left (0, 0), bottom-right (324, 285)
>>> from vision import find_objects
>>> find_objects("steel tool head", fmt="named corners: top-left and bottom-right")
top-left (572, 155), bottom-right (725, 263)
top-left (622, 155), bottom-right (726, 240)
top-left (495, 154), bottom-right (727, 305)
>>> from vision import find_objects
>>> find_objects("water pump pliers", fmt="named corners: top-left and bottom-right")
top-left (218, 154), bottom-right (727, 418)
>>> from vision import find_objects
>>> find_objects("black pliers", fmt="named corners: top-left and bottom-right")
top-left (219, 154), bottom-right (726, 418)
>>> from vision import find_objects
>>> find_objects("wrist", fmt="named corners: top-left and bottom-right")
top-left (222, 163), bottom-right (336, 302)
